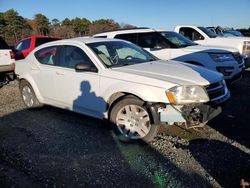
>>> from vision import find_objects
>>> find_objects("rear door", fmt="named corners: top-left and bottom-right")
top-left (32, 45), bottom-right (60, 101)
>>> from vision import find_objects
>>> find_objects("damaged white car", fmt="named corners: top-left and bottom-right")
top-left (15, 38), bottom-right (230, 142)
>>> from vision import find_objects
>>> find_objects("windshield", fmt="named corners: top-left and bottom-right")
top-left (87, 41), bottom-right (156, 68)
top-left (159, 31), bottom-right (197, 48)
top-left (198, 27), bottom-right (218, 38)
top-left (224, 31), bottom-right (244, 37)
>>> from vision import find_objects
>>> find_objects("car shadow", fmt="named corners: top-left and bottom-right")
top-left (0, 79), bottom-right (212, 187)
top-left (209, 70), bottom-right (250, 149)
top-left (188, 139), bottom-right (250, 188)
top-left (0, 108), bottom-right (213, 187)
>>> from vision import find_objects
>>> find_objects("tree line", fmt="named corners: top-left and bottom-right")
top-left (0, 9), bottom-right (136, 46)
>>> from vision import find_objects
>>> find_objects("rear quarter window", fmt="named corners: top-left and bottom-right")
top-left (35, 46), bottom-right (59, 65)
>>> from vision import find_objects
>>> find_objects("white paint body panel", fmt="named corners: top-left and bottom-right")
top-left (15, 38), bottom-right (224, 119)
top-left (94, 29), bottom-right (243, 80)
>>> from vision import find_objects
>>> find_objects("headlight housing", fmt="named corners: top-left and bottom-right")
top-left (166, 86), bottom-right (209, 105)
top-left (242, 41), bottom-right (250, 56)
top-left (209, 53), bottom-right (235, 62)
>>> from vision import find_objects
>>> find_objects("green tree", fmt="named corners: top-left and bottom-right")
top-left (71, 17), bottom-right (90, 36)
top-left (34, 13), bottom-right (50, 35)
top-left (61, 18), bottom-right (74, 38)
top-left (3, 9), bottom-right (30, 43)
top-left (0, 13), bottom-right (6, 35)
top-left (51, 18), bottom-right (60, 27)
top-left (61, 18), bottom-right (72, 26)
top-left (89, 19), bottom-right (120, 35)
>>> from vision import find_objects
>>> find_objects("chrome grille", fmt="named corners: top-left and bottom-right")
top-left (206, 81), bottom-right (226, 102)
top-left (232, 53), bottom-right (243, 64)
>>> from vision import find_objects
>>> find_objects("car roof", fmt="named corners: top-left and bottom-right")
top-left (32, 37), bottom-right (126, 50)
top-left (94, 28), bottom-right (172, 36)
top-left (65, 37), bottom-right (124, 44)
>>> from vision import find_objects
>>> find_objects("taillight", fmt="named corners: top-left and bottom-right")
top-left (10, 51), bottom-right (15, 59)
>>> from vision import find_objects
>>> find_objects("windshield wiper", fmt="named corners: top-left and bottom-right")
top-left (110, 63), bottom-right (130, 68)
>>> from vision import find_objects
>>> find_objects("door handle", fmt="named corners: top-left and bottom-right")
top-left (56, 71), bottom-right (64, 75)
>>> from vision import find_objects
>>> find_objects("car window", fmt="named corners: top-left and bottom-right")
top-left (117, 47), bottom-right (145, 60)
top-left (92, 45), bottom-right (112, 66)
top-left (159, 31), bottom-right (197, 48)
top-left (87, 41), bottom-right (156, 68)
top-left (22, 39), bottom-right (31, 50)
top-left (15, 42), bottom-right (23, 51)
top-left (35, 46), bottom-right (59, 65)
top-left (15, 39), bottom-right (31, 51)
top-left (179, 27), bottom-right (204, 41)
top-left (59, 45), bottom-right (96, 69)
top-left (137, 32), bottom-right (170, 48)
top-left (35, 38), bottom-right (61, 47)
top-left (114, 33), bottom-right (137, 44)
top-left (198, 27), bottom-right (218, 38)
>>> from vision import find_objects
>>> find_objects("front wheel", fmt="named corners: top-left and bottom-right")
top-left (109, 96), bottom-right (159, 143)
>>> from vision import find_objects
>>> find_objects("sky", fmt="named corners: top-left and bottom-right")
top-left (0, 0), bottom-right (249, 29)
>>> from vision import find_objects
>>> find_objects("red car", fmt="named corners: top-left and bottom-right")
top-left (14, 36), bottom-right (62, 60)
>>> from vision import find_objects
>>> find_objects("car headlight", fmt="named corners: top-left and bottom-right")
top-left (166, 86), bottom-right (209, 105)
top-left (209, 53), bottom-right (235, 62)
top-left (243, 41), bottom-right (250, 56)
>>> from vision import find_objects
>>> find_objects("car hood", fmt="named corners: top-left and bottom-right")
top-left (217, 36), bottom-right (250, 40)
top-left (182, 44), bottom-right (238, 53)
top-left (209, 36), bottom-right (250, 44)
top-left (105, 60), bottom-right (223, 87)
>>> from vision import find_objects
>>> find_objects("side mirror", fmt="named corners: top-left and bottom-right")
top-left (75, 63), bottom-right (98, 73)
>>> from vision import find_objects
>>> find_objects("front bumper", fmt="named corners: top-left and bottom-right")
top-left (216, 61), bottom-right (244, 80)
top-left (159, 103), bottom-right (222, 126)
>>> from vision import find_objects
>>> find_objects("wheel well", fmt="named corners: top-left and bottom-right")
top-left (107, 92), bottom-right (160, 124)
top-left (108, 92), bottom-right (143, 108)
top-left (185, 61), bottom-right (204, 66)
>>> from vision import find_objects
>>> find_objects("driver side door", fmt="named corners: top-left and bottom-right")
top-left (53, 45), bottom-right (106, 118)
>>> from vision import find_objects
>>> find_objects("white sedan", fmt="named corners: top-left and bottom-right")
top-left (15, 38), bottom-right (230, 142)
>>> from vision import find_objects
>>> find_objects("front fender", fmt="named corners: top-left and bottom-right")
top-left (101, 78), bottom-right (169, 104)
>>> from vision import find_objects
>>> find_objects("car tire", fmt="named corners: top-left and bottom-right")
top-left (109, 96), bottom-right (159, 143)
top-left (19, 80), bottom-right (43, 109)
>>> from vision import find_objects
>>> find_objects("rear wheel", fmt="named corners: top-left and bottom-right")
top-left (109, 96), bottom-right (159, 143)
top-left (19, 80), bottom-right (43, 109)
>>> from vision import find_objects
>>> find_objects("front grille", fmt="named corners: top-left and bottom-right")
top-left (206, 81), bottom-right (226, 102)
top-left (233, 53), bottom-right (243, 64)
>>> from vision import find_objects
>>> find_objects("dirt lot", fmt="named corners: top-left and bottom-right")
top-left (0, 71), bottom-right (250, 188)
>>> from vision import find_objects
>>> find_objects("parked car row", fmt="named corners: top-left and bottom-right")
top-left (2, 25), bottom-right (250, 142)
top-left (0, 36), bottom-right (61, 83)
top-left (94, 28), bottom-right (244, 81)
top-left (174, 25), bottom-right (250, 66)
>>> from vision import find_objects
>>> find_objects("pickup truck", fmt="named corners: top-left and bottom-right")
top-left (94, 28), bottom-right (244, 81)
top-left (0, 36), bottom-right (15, 83)
top-left (175, 25), bottom-right (250, 66)
top-left (14, 36), bottom-right (61, 60)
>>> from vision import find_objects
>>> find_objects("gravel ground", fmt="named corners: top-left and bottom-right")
top-left (0, 71), bottom-right (250, 188)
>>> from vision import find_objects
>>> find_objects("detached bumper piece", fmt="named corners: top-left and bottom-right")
top-left (160, 104), bottom-right (221, 128)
